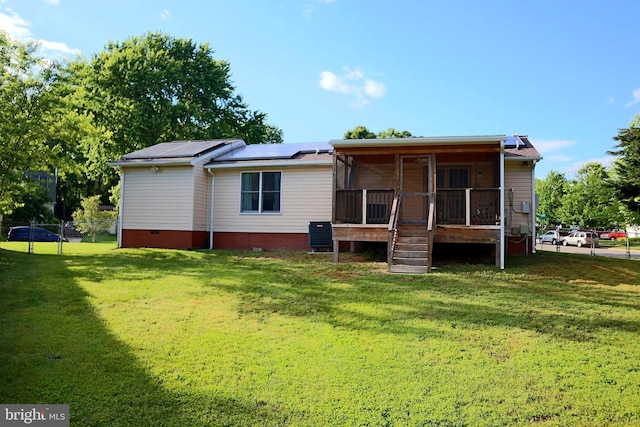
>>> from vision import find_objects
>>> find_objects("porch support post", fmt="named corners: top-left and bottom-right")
top-left (362, 189), bottom-right (367, 224)
top-left (465, 188), bottom-right (471, 226)
top-left (499, 142), bottom-right (505, 269)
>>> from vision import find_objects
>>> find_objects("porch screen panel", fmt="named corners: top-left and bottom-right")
top-left (436, 167), bottom-right (469, 224)
top-left (401, 158), bottom-right (428, 224)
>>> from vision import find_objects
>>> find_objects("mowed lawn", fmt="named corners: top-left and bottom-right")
top-left (1, 242), bottom-right (639, 426)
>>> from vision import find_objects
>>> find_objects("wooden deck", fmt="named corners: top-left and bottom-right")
top-left (332, 223), bottom-right (501, 267)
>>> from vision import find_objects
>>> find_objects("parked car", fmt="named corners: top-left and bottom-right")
top-left (562, 231), bottom-right (599, 248)
top-left (7, 226), bottom-right (68, 242)
top-left (539, 230), bottom-right (568, 245)
top-left (63, 221), bottom-right (82, 239)
top-left (599, 229), bottom-right (627, 241)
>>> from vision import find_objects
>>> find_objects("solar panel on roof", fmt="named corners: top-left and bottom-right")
top-left (214, 142), bottom-right (332, 162)
top-left (123, 140), bottom-right (228, 159)
top-left (504, 136), bottom-right (522, 148)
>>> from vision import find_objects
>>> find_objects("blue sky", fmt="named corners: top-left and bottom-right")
top-left (2, 0), bottom-right (640, 179)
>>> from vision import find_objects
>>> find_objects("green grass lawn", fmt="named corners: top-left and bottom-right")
top-left (1, 243), bottom-right (639, 426)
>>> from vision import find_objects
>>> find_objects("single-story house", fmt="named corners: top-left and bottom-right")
top-left (110, 134), bottom-right (541, 272)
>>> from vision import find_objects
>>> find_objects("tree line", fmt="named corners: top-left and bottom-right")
top-left (1, 31), bottom-right (282, 223)
top-left (536, 115), bottom-right (640, 229)
top-left (3, 27), bottom-right (638, 228)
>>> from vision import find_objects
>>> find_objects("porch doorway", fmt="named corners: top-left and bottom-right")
top-left (399, 156), bottom-right (433, 225)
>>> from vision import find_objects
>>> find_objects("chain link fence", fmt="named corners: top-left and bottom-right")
top-left (1, 219), bottom-right (118, 254)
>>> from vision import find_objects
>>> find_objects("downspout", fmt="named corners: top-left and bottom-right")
top-left (499, 142), bottom-right (505, 269)
top-left (208, 169), bottom-right (215, 250)
top-left (117, 168), bottom-right (124, 248)
top-left (531, 160), bottom-right (537, 254)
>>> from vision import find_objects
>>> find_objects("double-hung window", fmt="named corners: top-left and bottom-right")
top-left (241, 171), bottom-right (281, 213)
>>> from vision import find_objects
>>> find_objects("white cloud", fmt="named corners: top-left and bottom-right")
top-left (39, 39), bottom-right (80, 56)
top-left (0, 8), bottom-right (80, 57)
top-left (319, 67), bottom-right (386, 107)
top-left (42, 0), bottom-right (60, 5)
top-left (529, 138), bottom-right (576, 155)
top-left (624, 87), bottom-right (640, 108)
top-left (0, 8), bottom-right (31, 39)
top-left (160, 9), bottom-right (172, 21)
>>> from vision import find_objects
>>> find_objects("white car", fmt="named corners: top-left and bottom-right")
top-left (562, 231), bottom-right (599, 248)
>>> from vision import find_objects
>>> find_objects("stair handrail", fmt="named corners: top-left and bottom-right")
top-left (427, 198), bottom-right (435, 232)
top-left (426, 197), bottom-right (435, 273)
top-left (388, 196), bottom-right (400, 232)
top-left (387, 196), bottom-right (400, 271)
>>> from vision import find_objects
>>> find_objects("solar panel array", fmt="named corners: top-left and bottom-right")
top-left (122, 140), bottom-right (229, 160)
top-left (213, 142), bottom-right (332, 161)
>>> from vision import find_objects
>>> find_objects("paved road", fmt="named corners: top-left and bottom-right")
top-left (536, 243), bottom-right (640, 260)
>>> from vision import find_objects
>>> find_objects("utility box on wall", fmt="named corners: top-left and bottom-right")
top-left (511, 225), bottom-right (530, 235)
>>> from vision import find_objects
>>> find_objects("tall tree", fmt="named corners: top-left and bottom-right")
top-left (607, 115), bottom-right (640, 216)
top-left (377, 128), bottom-right (413, 139)
top-left (343, 126), bottom-right (413, 140)
top-left (0, 32), bottom-right (97, 216)
top-left (344, 125), bottom-right (377, 139)
top-left (557, 163), bottom-right (624, 228)
top-left (68, 31), bottom-right (282, 189)
top-left (535, 171), bottom-right (567, 227)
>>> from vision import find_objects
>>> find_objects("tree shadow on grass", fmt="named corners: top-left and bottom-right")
top-left (202, 251), bottom-right (640, 343)
top-left (0, 249), bottom-right (282, 426)
top-left (38, 247), bottom-right (640, 344)
top-left (55, 248), bottom-right (640, 343)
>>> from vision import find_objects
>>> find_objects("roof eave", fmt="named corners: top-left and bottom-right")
top-left (205, 159), bottom-right (333, 170)
top-left (330, 135), bottom-right (507, 148)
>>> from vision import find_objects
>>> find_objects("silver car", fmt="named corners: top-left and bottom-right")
top-left (539, 230), bottom-right (566, 245)
top-left (562, 231), bottom-right (599, 248)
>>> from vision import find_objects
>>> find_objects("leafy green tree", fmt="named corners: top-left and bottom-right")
top-left (377, 128), bottom-right (413, 139)
top-left (72, 195), bottom-right (116, 242)
top-left (344, 126), bottom-right (413, 140)
top-left (607, 115), bottom-right (640, 216)
top-left (344, 125), bottom-right (377, 139)
top-left (557, 163), bottom-right (624, 228)
top-left (0, 32), bottom-right (61, 215)
top-left (0, 31), bottom-right (106, 218)
top-left (535, 171), bottom-right (567, 227)
top-left (4, 178), bottom-right (57, 224)
top-left (67, 31), bottom-right (282, 189)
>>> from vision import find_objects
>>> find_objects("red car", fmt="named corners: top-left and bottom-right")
top-left (599, 230), bottom-right (627, 241)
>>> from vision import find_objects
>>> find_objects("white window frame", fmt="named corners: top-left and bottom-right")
top-left (240, 171), bottom-right (282, 214)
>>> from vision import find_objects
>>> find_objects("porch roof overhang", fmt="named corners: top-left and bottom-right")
top-left (330, 135), bottom-right (507, 149)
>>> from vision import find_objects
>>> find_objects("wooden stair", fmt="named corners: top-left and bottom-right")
top-left (389, 225), bottom-right (432, 274)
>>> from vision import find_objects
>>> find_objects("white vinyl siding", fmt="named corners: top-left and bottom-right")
top-left (122, 166), bottom-right (194, 230)
top-left (504, 162), bottom-right (533, 232)
top-left (213, 166), bottom-right (332, 233)
top-left (192, 166), bottom-right (211, 231)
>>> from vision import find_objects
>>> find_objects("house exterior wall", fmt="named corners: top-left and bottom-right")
top-left (354, 161), bottom-right (394, 189)
top-left (212, 165), bottom-right (332, 250)
top-left (121, 166), bottom-right (195, 231)
top-left (504, 161), bottom-right (535, 254)
top-left (504, 162), bottom-right (533, 232)
top-left (192, 165), bottom-right (212, 231)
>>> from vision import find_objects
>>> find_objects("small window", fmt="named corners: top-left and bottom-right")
top-left (241, 171), bottom-right (281, 213)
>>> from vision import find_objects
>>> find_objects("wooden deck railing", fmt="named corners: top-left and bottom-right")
top-left (335, 189), bottom-right (394, 224)
top-left (336, 188), bottom-right (499, 226)
top-left (436, 188), bottom-right (499, 225)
